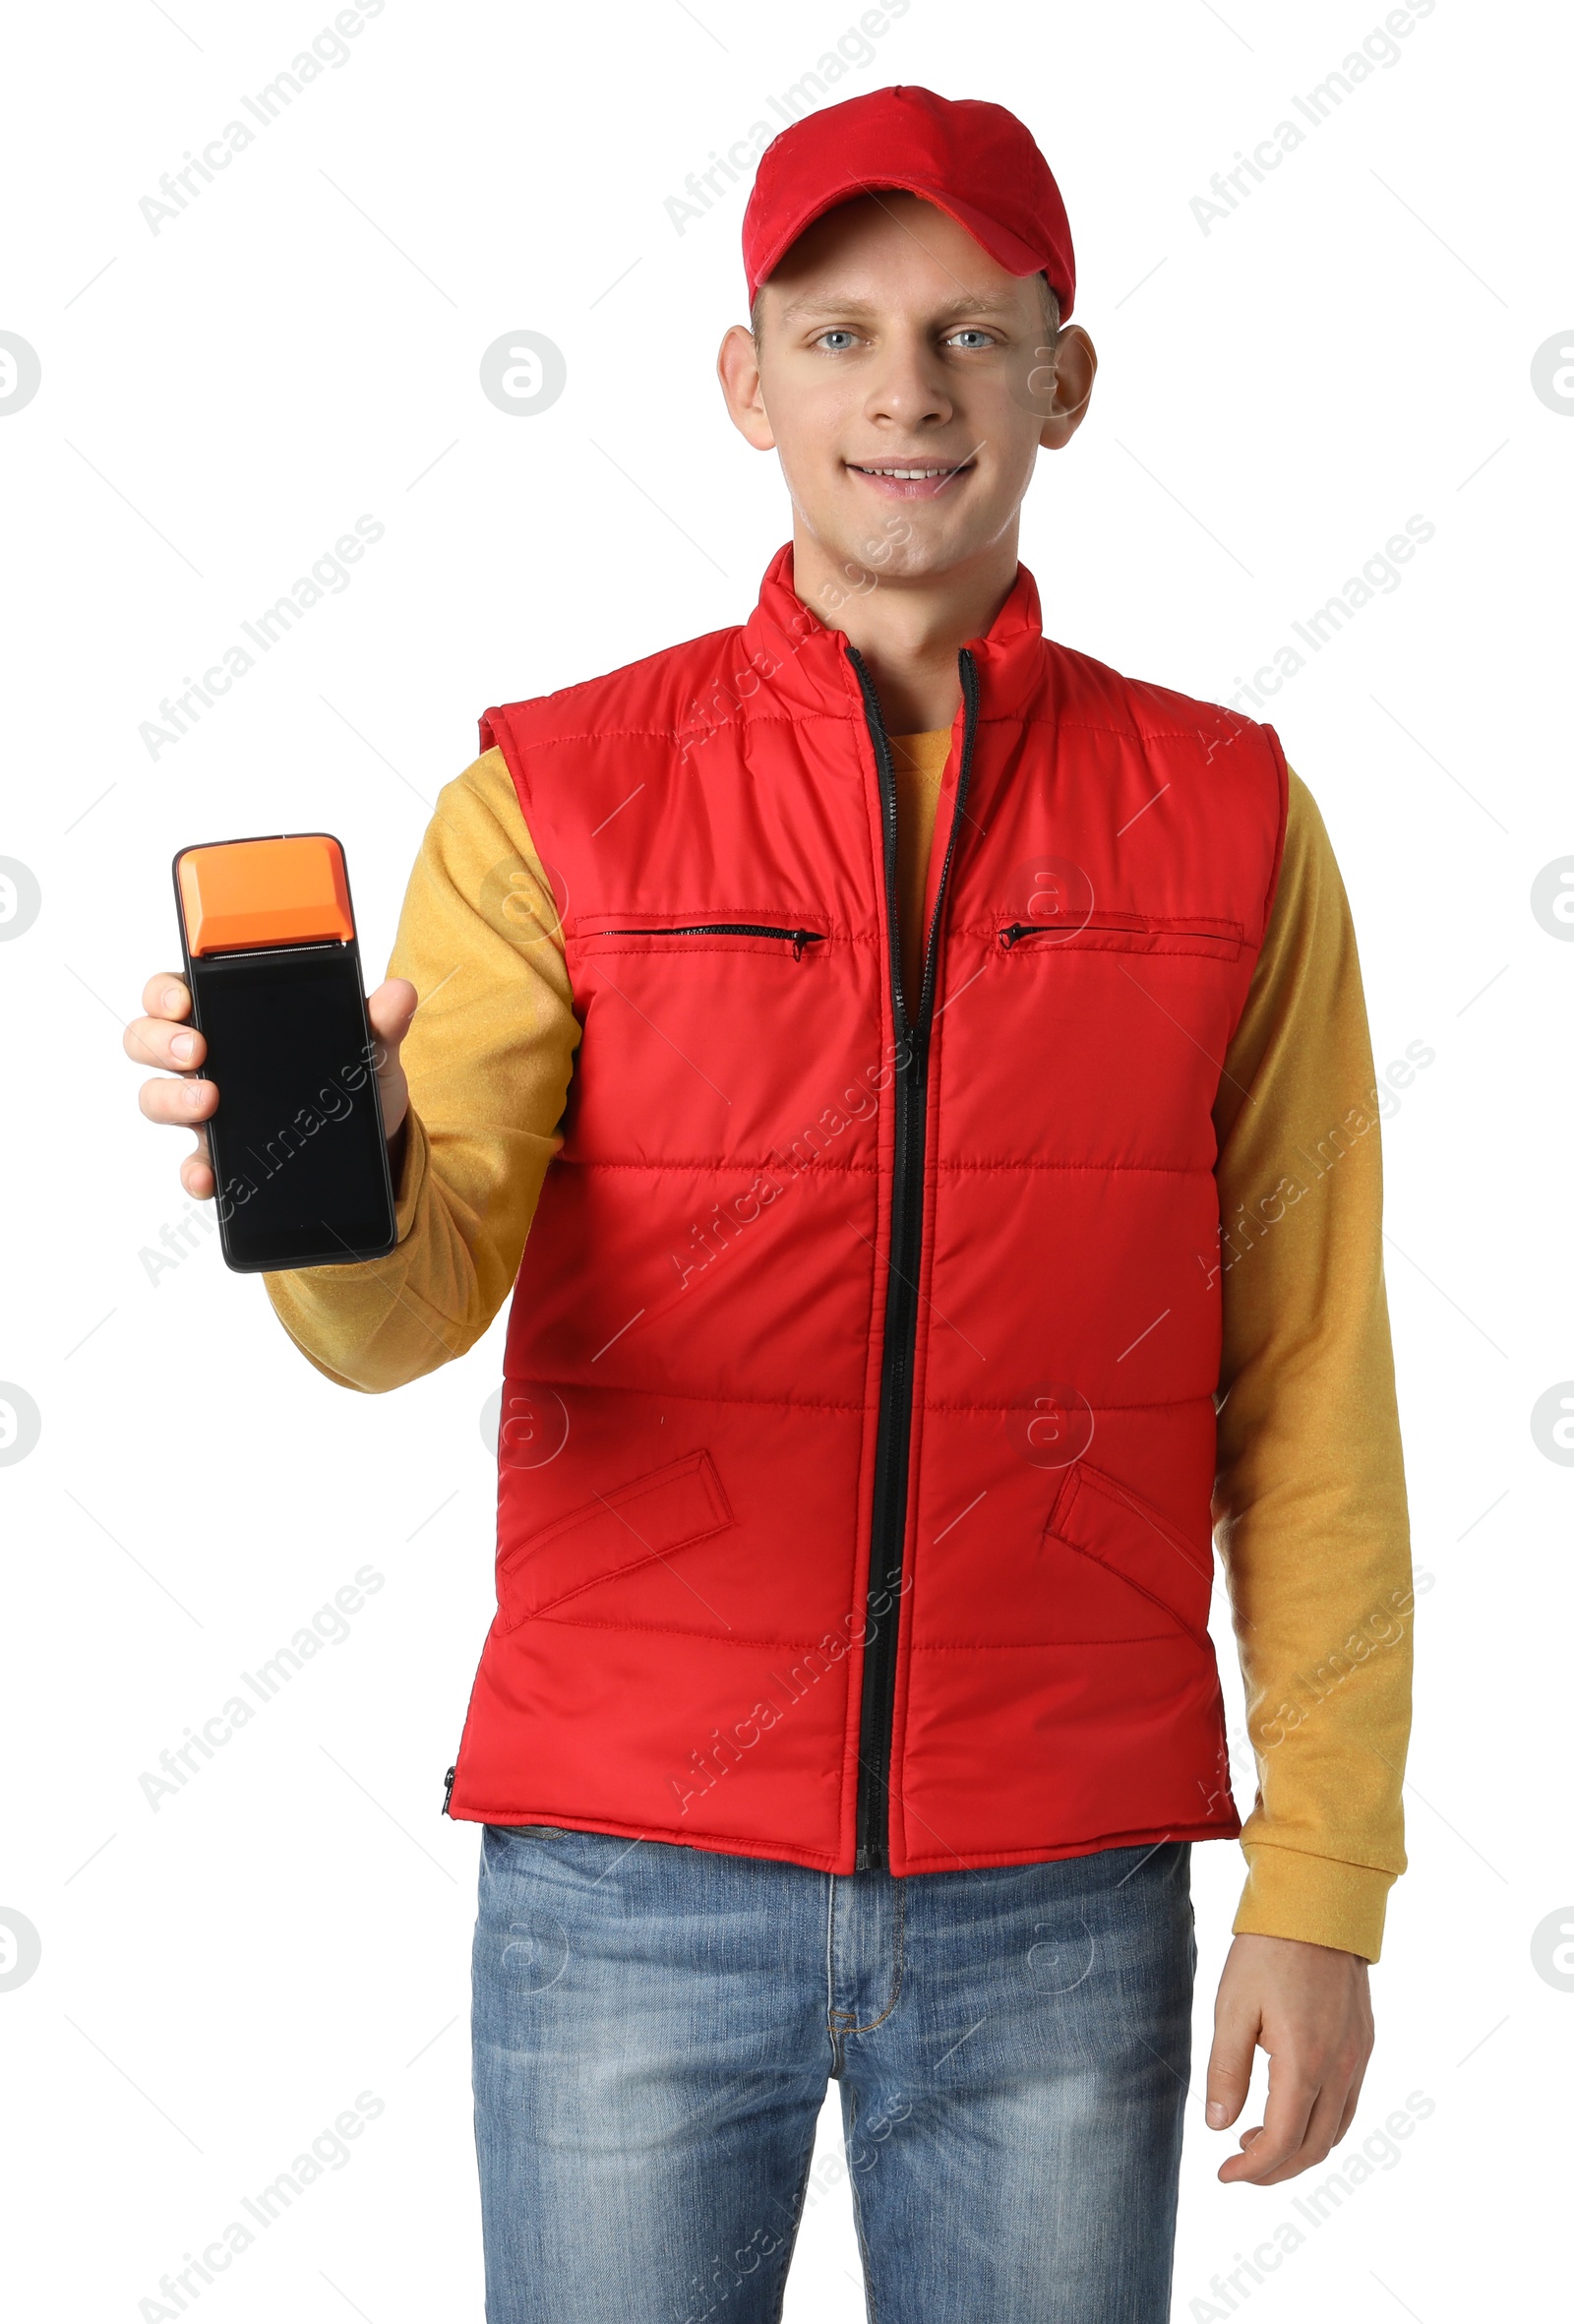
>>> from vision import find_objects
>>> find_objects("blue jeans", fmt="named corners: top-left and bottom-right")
top-left (472, 1827), bottom-right (1195, 2323)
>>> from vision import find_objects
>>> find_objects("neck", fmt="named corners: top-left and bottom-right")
top-left (790, 521), bottom-right (1020, 732)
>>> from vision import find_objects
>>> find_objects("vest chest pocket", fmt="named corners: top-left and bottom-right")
top-left (1043, 1459), bottom-right (1214, 1644)
top-left (575, 917), bottom-right (827, 962)
top-left (996, 911), bottom-right (1243, 964)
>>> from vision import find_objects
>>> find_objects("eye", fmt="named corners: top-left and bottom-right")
top-left (814, 329), bottom-right (860, 352)
top-left (945, 328), bottom-right (998, 350)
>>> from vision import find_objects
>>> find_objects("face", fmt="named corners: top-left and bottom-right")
top-left (718, 192), bottom-right (1095, 592)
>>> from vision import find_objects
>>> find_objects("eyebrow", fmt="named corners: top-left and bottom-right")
top-left (773, 289), bottom-right (1025, 323)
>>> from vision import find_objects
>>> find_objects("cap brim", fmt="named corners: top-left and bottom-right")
top-left (749, 174), bottom-right (1061, 311)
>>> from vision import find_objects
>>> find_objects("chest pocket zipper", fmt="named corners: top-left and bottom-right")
top-left (589, 922), bottom-right (825, 959)
top-left (998, 915), bottom-right (1241, 957)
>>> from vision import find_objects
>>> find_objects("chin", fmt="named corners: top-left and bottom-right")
top-left (823, 506), bottom-right (973, 573)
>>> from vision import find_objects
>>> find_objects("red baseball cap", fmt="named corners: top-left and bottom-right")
top-left (742, 85), bottom-right (1075, 319)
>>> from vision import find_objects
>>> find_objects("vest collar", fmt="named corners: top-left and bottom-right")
top-left (740, 540), bottom-right (1048, 725)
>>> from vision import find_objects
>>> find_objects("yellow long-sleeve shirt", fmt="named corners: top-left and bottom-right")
top-left (265, 734), bottom-right (1413, 1959)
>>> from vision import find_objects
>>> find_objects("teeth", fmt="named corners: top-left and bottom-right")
top-left (857, 465), bottom-right (959, 478)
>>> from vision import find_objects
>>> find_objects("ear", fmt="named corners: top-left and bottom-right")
top-left (1037, 325), bottom-right (1098, 453)
top-left (717, 323), bottom-right (777, 451)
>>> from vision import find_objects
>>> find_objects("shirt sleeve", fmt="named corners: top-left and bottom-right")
top-left (1212, 765), bottom-right (1415, 1963)
top-left (261, 748), bottom-right (579, 1391)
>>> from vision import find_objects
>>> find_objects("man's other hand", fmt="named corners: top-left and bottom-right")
top-left (1205, 1931), bottom-right (1374, 2185)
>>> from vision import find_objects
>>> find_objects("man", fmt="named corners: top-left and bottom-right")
top-left (130, 85), bottom-right (1413, 2324)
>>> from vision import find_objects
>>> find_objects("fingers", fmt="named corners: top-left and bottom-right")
top-left (1231, 2072), bottom-right (1357, 2187)
top-left (179, 1128), bottom-right (215, 1201)
top-left (142, 970), bottom-right (192, 1020)
top-left (1210, 1933), bottom-right (1376, 2188)
top-left (1205, 1991), bottom-right (1260, 2132)
top-left (1218, 2065), bottom-right (1319, 2186)
top-left (1218, 2032), bottom-right (1369, 2186)
top-left (124, 1012), bottom-right (207, 1072)
top-left (366, 976), bottom-right (419, 1048)
top-left (367, 977), bottom-right (417, 1140)
top-left (130, 971), bottom-right (420, 1201)
top-left (139, 1070), bottom-right (216, 1130)
top-left (126, 974), bottom-right (202, 1072)
top-left (129, 967), bottom-right (217, 1202)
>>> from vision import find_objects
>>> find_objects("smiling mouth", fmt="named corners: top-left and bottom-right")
top-left (843, 458), bottom-right (978, 504)
top-left (846, 460), bottom-right (975, 481)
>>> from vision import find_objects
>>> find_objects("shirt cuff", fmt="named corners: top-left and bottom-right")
top-left (1234, 1842), bottom-right (1396, 1963)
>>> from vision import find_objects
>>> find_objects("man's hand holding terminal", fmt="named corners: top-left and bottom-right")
top-left (126, 971), bottom-right (419, 1198)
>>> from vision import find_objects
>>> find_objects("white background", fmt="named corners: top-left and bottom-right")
top-left (1, 0), bottom-right (1568, 2316)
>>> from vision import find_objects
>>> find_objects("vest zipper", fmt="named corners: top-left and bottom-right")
top-left (592, 922), bottom-right (824, 959)
top-left (443, 1763), bottom-right (455, 1815)
top-left (845, 642), bottom-right (982, 1872)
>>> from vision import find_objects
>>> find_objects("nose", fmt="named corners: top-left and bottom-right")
top-left (862, 327), bottom-right (954, 433)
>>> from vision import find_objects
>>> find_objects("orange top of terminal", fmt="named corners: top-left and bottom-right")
top-left (178, 834), bottom-right (354, 954)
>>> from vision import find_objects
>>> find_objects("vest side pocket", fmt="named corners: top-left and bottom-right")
top-left (496, 1448), bottom-right (735, 1629)
top-left (1043, 1460), bottom-right (1214, 1646)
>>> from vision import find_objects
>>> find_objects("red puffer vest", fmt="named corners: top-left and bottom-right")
top-left (445, 543), bottom-right (1288, 1876)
